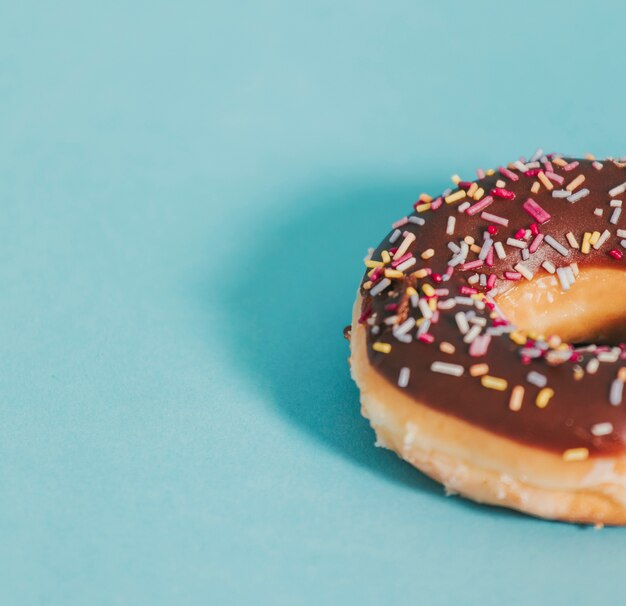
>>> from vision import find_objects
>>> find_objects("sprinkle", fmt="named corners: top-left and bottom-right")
top-left (552, 189), bottom-right (571, 199)
top-left (421, 248), bottom-right (435, 260)
top-left (481, 375), bottom-right (508, 391)
top-left (531, 181), bottom-right (540, 194)
top-left (610, 207), bottom-right (622, 225)
top-left (455, 312), bottom-right (470, 334)
top-left (610, 378), bottom-right (624, 406)
top-left (509, 386), bottom-right (525, 411)
top-left (494, 241), bottom-right (506, 259)
top-left (389, 229), bottom-right (402, 243)
top-left (609, 249), bottom-right (623, 260)
top-left (529, 233), bottom-right (544, 253)
top-left (567, 188), bottom-right (590, 203)
top-left (565, 232), bottom-right (579, 249)
top-left (527, 371), bottom-right (548, 388)
top-left (541, 260), bottom-right (556, 274)
top-left (563, 448), bottom-right (589, 462)
top-left (439, 341), bottom-right (456, 354)
top-left (446, 216), bottom-right (456, 235)
top-left (536, 387), bottom-right (555, 408)
top-left (384, 269), bottom-right (403, 279)
top-left (395, 232), bottom-right (416, 258)
top-left (445, 190), bottom-right (466, 204)
top-left (618, 229), bottom-right (626, 238)
top-left (591, 422), bottom-right (613, 437)
top-left (563, 161), bottom-right (580, 172)
top-left (431, 361), bottom-right (464, 377)
top-left (593, 161), bottom-right (603, 170)
top-left (418, 298), bottom-right (433, 320)
top-left (365, 259), bottom-right (384, 269)
top-left (544, 171), bottom-right (564, 185)
top-left (398, 367), bottom-right (411, 388)
top-left (506, 237), bottom-right (527, 249)
top-left (592, 229), bottom-right (611, 250)
top-left (544, 235), bottom-right (569, 256)
top-left (581, 232), bottom-right (592, 254)
top-left (514, 262), bottom-right (534, 280)
top-left (408, 216), bottom-right (426, 226)
top-left (491, 188), bottom-right (516, 200)
top-left (396, 257), bottom-right (417, 272)
top-left (372, 342), bottom-right (392, 354)
top-left (609, 182), bottom-right (626, 197)
top-left (463, 324), bottom-right (482, 344)
top-left (466, 195), bottom-right (495, 216)
top-left (537, 171), bottom-right (553, 191)
top-left (498, 166), bottom-right (519, 181)
top-left (469, 363), bottom-right (489, 377)
top-left (594, 208), bottom-right (604, 217)
top-left (382, 250), bottom-right (391, 263)
top-left (587, 358), bottom-right (600, 375)
top-left (589, 231), bottom-right (601, 246)
top-left (369, 278), bottom-right (391, 297)
top-left (522, 198), bottom-right (551, 224)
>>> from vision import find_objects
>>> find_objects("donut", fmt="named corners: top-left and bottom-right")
top-left (347, 152), bottom-right (626, 525)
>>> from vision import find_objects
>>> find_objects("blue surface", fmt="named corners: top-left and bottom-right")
top-left (1, 1), bottom-right (626, 604)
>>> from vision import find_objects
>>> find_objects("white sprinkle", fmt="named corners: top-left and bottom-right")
top-left (565, 232), bottom-right (579, 249)
top-left (395, 232), bottom-right (416, 258)
top-left (481, 211), bottom-right (509, 227)
top-left (494, 241), bottom-right (506, 259)
top-left (521, 248), bottom-right (530, 260)
top-left (393, 317), bottom-right (416, 337)
top-left (446, 216), bottom-right (456, 236)
top-left (568, 188), bottom-right (590, 203)
top-left (610, 379), bottom-right (624, 406)
top-left (431, 361), bottom-right (464, 377)
top-left (463, 324), bottom-right (482, 344)
top-left (398, 367), bottom-right (411, 388)
top-left (530, 148), bottom-right (543, 162)
top-left (610, 199), bottom-right (622, 207)
top-left (556, 267), bottom-right (571, 291)
top-left (552, 189), bottom-right (571, 198)
top-left (458, 202), bottom-right (471, 213)
top-left (408, 216), bottom-right (425, 225)
top-left (598, 348), bottom-right (620, 363)
top-left (617, 229), bottom-right (626, 238)
top-left (527, 371), bottom-right (548, 388)
top-left (455, 311), bottom-right (469, 334)
top-left (542, 260), bottom-right (556, 274)
top-left (591, 422), bottom-right (613, 437)
top-left (448, 241), bottom-right (461, 254)
top-left (478, 238), bottom-right (493, 260)
top-left (370, 278), bottom-right (391, 297)
top-left (621, 240), bottom-right (626, 249)
top-left (609, 182), bottom-right (626, 197)
top-left (418, 298), bottom-right (432, 320)
top-left (514, 262), bottom-right (534, 280)
top-left (506, 237), bottom-right (527, 249)
top-left (594, 208), bottom-right (604, 216)
top-left (396, 257), bottom-right (417, 272)
top-left (389, 229), bottom-right (402, 244)
top-left (544, 235), bottom-right (569, 256)
top-left (467, 273), bottom-right (479, 285)
top-left (593, 229), bottom-right (611, 250)
top-left (586, 358), bottom-right (600, 375)
top-left (611, 208), bottom-right (622, 225)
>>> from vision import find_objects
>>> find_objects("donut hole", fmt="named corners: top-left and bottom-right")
top-left (495, 266), bottom-right (626, 345)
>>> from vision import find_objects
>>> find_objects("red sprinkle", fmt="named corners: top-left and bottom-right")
top-left (490, 187), bottom-right (516, 200)
top-left (487, 225), bottom-right (498, 235)
top-left (419, 333), bottom-right (435, 344)
top-left (609, 249), bottom-right (623, 260)
top-left (514, 228), bottom-right (526, 240)
top-left (432, 273), bottom-right (443, 283)
top-left (530, 223), bottom-right (540, 235)
top-left (524, 169), bottom-right (541, 177)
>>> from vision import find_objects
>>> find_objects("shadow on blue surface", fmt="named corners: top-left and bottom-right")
top-left (215, 176), bottom-right (533, 520)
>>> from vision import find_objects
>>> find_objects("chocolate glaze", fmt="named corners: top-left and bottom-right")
top-left (359, 157), bottom-right (626, 455)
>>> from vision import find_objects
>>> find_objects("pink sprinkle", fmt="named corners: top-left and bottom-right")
top-left (514, 228), bottom-right (526, 240)
top-left (543, 160), bottom-right (554, 173)
top-left (523, 198), bottom-right (551, 224)
top-left (563, 161), bottom-right (579, 172)
top-left (392, 217), bottom-right (408, 229)
top-left (476, 168), bottom-right (485, 179)
top-left (487, 274), bottom-right (497, 289)
top-left (498, 166), bottom-right (519, 182)
top-left (544, 171), bottom-right (564, 185)
top-left (460, 260), bottom-right (483, 271)
top-left (524, 169), bottom-right (541, 177)
top-left (419, 333), bottom-right (435, 344)
top-left (469, 335), bottom-right (491, 357)
top-left (461, 286), bottom-right (478, 295)
top-left (491, 188), bottom-right (516, 200)
top-left (431, 197), bottom-right (443, 210)
top-left (481, 211), bottom-right (509, 227)
top-left (504, 272), bottom-right (522, 281)
top-left (370, 267), bottom-right (384, 282)
top-left (458, 181), bottom-right (474, 189)
top-left (358, 305), bottom-right (372, 324)
top-left (486, 247), bottom-right (494, 267)
top-left (466, 195), bottom-right (494, 216)
top-left (391, 253), bottom-right (414, 268)
top-left (609, 249), bottom-right (623, 260)
top-left (445, 266), bottom-right (454, 278)
top-left (385, 303), bottom-right (398, 311)
top-left (529, 233), bottom-right (544, 253)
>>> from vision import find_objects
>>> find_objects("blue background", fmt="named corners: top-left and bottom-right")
top-left (1, 1), bottom-right (625, 604)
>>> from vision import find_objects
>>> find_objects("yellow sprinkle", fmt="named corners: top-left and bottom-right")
top-left (581, 232), bottom-right (592, 254)
top-left (509, 385), bottom-right (525, 411)
top-left (486, 168), bottom-right (495, 176)
top-left (372, 342), bottom-right (392, 354)
top-left (440, 341), bottom-right (456, 355)
top-left (428, 298), bottom-right (437, 311)
top-left (473, 187), bottom-right (485, 200)
top-left (421, 248), bottom-right (435, 260)
top-left (363, 281), bottom-right (373, 290)
top-left (415, 203), bottom-right (431, 212)
top-left (406, 286), bottom-right (418, 297)
top-left (464, 236), bottom-right (475, 245)
top-left (495, 179), bottom-right (506, 188)
top-left (573, 366), bottom-right (584, 381)
top-left (553, 157), bottom-right (567, 167)
top-left (422, 284), bottom-right (435, 297)
top-left (481, 376), bottom-right (508, 391)
top-left (467, 182), bottom-right (478, 197)
top-left (548, 335), bottom-right (562, 349)
top-left (416, 317), bottom-right (425, 326)
top-left (469, 363), bottom-right (489, 377)
top-left (470, 244), bottom-right (481, 254)
top-left (509, 331), bottom-right (527, 346)
top-left (585, 153), bottom-right (596, 160)
top-left (562, 447), bottom-right (589, 462)
top-left (445, 190), bottom-right (466, 204)
top-left (419, 193), bottom-right (433, 203)
top-left (536, 387), bottom-right (555, 409)
top-left (451, 174), bottom-right (461, 185)
top-left (365, 259), bottom-right (384, 269)
top-left (531, 181), bottom-right (541, 194)
top-left (589, 231), bottom-right (600, 246)
top-left (537, 171), bottom-right (553, 191)
top-left (566, 174), bottom-right (586, 192)
top-left (384, 269), bottom-right (403, 279)
top-left (412, 269), bottom-right (429, 279)
top-left (618, 368), bottom-right (626, 382)
top-left (381, 250), bottom-right (391, 264)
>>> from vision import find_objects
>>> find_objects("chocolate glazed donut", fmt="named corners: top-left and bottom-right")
top-left (348, 152), bottom-right (626, 524)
